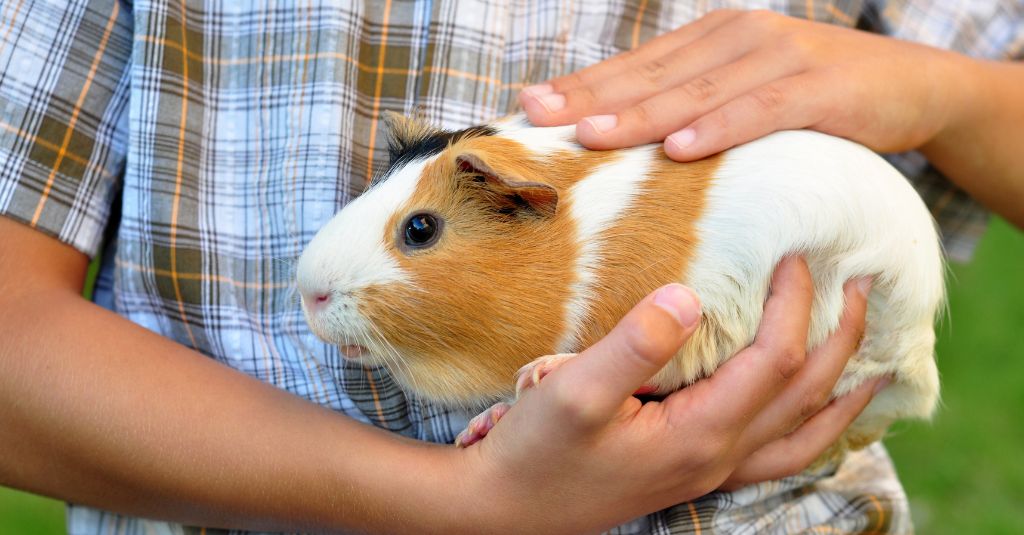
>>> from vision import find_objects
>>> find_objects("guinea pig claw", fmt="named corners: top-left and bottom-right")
top-left (514, 353), bottom-right (578, 397)
top-left (454, 401), bottom-right (511, 448)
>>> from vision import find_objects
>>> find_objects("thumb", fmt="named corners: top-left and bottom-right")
top-left (547, 284), bottom-right (702, 427)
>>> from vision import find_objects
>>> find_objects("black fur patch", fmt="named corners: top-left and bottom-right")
top-left (372, 124), bottom-right (497, 187)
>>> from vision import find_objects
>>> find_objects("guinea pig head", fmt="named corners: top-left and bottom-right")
top-left (296, 123), bottom-right (579, 407)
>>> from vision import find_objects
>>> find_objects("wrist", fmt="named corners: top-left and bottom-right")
top-left (918, 52), bottom-right (987, 157)
top-left (359, 438), bottom-right (497, 534)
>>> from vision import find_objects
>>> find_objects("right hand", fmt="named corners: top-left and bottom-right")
top-left (452, 257), bottom-right (882, 533)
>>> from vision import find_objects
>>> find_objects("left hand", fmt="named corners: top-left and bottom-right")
top-left (519, 9), bottom-right (969, 161)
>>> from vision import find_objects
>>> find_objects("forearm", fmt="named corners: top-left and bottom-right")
top-left (922, 58), bottom-right (1024, 229)
top-left (0, 225), bottom-right (464, 532)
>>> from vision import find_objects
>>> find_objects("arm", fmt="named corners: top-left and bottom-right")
top-left (0, 217), bottom-right (880, 532)
top-left (919, 59), bottom-right (1024, 228)
top-left (520, 10), bottom-right (1024, 228)
top-left (0, 216), bottom-right (461, 533)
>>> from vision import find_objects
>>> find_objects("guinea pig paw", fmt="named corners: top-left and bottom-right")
top-left (454, 402), bottom-right (511, 448)
top-left (514, 353), bottom-right (578, 397)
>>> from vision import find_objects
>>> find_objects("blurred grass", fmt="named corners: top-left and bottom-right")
top-left (886, 216), bottom-right (1024, 534)
top-left (0, 488), bottom-right (64, 534)
top-left (1, 220), bottom-right (1022, 534)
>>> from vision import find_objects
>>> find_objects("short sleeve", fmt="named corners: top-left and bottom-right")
top-left (865, 0), bottom-right (1024, 60)
top-left (0, 0), bottom-right (132, 257)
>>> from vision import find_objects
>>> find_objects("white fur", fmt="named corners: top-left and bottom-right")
top-left (657, 130), bottom-right (943, 433)
top-left (557, 146), bottom-right (659, 352)
top-left (296, 158), bottom-right (428, 344)
top-left (493, 115), bottom-right (579, 156)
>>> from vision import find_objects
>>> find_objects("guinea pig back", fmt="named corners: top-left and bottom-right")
top-left (297, 113), bottom-right (943, 451)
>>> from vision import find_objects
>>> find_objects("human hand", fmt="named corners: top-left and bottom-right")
top-left (519, 10), bottom-right (969, 161)
top-left (452, 257), bottom-right (884, 533)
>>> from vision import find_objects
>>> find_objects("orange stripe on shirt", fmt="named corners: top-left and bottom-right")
top-left (364, 368), bottom-right (389, 426)
top-left (631, 0), bottom-right (649, 49)
top-left (0, 0), bottom-right (28, 59)
top-left (0, 121), bottom-right (114, 178)
top-left (136, 36), bottom-right (528, 90)
top-left (30, 2), bottom-right (121, 226)
top-left (687, 502), bottom-right (702, 535)
top-left (826, 4), bottom-right (855, 25)
top-left (168, 0), bottom-right (200, 349)
top-left (363, 0), bottom-right (394, 184)
top-left (866, 493), bottom-right (886, 534)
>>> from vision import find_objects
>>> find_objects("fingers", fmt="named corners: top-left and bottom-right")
top-left (669, 257), bottom-right (813, 429)
top-left (525, 18), bottom-right (756, 128)
top-left (574, 49), bottom-right (805, 150)
top-left (736, 276), bottom-right (872, 450)
top-left (663, 72), bottom-right (827, 161)
top-left (520, 10), bottom-right (742, 126)
top-left (720, 375), bottom-right (887, 489)
top-left (541, 284), bottom-right (701, 429)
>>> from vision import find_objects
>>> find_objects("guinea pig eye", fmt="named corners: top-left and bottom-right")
top-left (403, 213), bottom-right (442, 249)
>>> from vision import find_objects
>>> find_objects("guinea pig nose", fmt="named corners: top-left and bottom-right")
top-left (302, 289), bottom-right (332, 310)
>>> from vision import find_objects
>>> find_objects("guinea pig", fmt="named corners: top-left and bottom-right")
top-left (296, 112), bottom-right (943, 454)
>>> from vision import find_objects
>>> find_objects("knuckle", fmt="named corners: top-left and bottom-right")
top-left (623, 103), bottom-right (659, 132)
top-left (743, 9), bottom-right (781, 27)
top-left (554, 71), bottom-right (588, 93)
top-left (706, 108), bottom-right (731, 131)
top-left (750, 85), bottom-right (786, 112)
top-left (682, 76), bottom-right (719, 103)
top-left (777, 32), bottom-right (815, 59)
top-left (619, 321), bottom-right (663, 366)
top-left (635, 59), bottom-right (670, 87)
top-left (798, 389), bottom-right (831, 420)
top-left (775, 346), bottom-right (805, 381)
top-left (688, 438), bottom-right (727, 469)
top-left (550, 379), bottom-right (596, 422)
top-left (566, 83), bottom-right (600, 108)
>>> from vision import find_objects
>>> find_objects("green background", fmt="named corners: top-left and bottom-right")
top-left (2, 218), bottom-right (1022, 534)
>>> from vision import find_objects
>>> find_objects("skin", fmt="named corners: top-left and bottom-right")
top-left (18, 7), bottom-right (1011, 531)
top-left (521, 9), bottom-right (1024, 229)
top-left (0, 216), bottom-right (880, 533)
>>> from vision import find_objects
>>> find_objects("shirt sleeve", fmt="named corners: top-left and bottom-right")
top-left (0, 0), bottom-right (132, 258)
top-left (864, 0), bottom-right (1024, 60)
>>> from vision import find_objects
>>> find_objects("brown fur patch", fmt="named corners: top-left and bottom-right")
top-left (571, 152), bottom-right (720, 367)
top-left (358, 135), bottom-right (615, 406)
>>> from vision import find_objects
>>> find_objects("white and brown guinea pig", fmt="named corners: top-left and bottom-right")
top-left (297, 112), bottom-right (943, 452)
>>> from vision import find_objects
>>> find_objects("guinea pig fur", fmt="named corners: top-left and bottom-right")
top-left (296, 113), bottom-right (943, 453)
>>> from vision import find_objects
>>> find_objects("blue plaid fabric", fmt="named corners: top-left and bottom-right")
top-left (1, 1), bottom-right (1021, 533)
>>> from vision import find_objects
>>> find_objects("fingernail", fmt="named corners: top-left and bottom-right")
top-left (666, 128), bottom-right (696, 151)
top-left (653, 284), bottom-right (702, 328)
top-left (582, 114), bottom-right (617, 134)
top-left (872, 376), bottom-right (892, 394)
top-left (855, 276), bottom-right (874, 298)
top-left (522, 84), bottom-right (555, 97)
top-left (533, 92), bottom-right (566, 114)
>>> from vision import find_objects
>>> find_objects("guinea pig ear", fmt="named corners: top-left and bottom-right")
top-left (456, 153), bottom-right (559, 218)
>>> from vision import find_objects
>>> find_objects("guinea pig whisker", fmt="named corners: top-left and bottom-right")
top-left (364, 319), bottom-right (423, 395)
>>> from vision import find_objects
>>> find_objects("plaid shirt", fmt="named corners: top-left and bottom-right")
top-left (1, 1), bottom-right (1021, 533)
